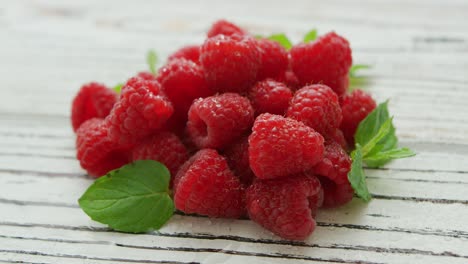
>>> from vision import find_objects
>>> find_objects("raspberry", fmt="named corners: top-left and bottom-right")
top-left (248, 114), bottom-right (324, 179)
top-left (168, 45), bottom-right (200, 64)
top-left (106, 76), bottom-right (173, 148)
top-left (286, 84), bottom-right (342, 137)
top-left (174, 149), bottom-right (245, 218)
top-left (274, 70), bottom-right (300, 91)
top-left (313, 142), bottom-right (353, 207)
top-left (157, 59), bottom-right (212, 123)
top-left (187, 93), bottom-right (254, 149)
top-left (340, 89), bottom-right (377, 146)
top-left (256, 39), bottom-right (288, 80)
top-left (309, 186), bottom-right (324, 218)
top-left (290, 32), bottom-right (352, 96)
top-left (76, 118), bottom-right (129, 178)
top-left (207, 19), bottom-right (246, 37)
top-left (326, 129), bottom-right (348, 150)
top-left (200, 34), bottom-right (261, 93)
top-left (136, 72), bottom-right (157, 82)
top-left (246, 174), bottom-right (323, 240)
top-left (71, 83), bottom-right (117, 132)
top-left (249, 79), bottom-right (293, 116)
top-left (224, 136), bottom-right (255, 185)
top-left (132, 132), bottom-right (189, 180)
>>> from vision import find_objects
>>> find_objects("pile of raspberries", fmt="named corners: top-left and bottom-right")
top-left (71, 20), bottom-right (376, 240)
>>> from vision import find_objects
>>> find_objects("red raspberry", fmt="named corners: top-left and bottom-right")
top-left (223, 136), bottom-right (255, 185)
top-left (200, 34), bottom-right (261, 94)
top-left (174, 149), bottom-right (245, 218)
top-left (168, 45), bottom-right (200, 64)
top-left (290, 32), bottom-right (352, 96)
top-left (274, 70), bottom-right (300, 91)
top-left (187, 93), bottom-right (254, 149)
top-left (76, 118), bottom-right (129, 178)
top-left (309, 186), bottom-right (324, 218)
top-left (132, 132), bottom-right (189, 181)
top-left (248, 114), bottom-right (324, 179)
top-left (207, 19), bottom-right (246, 37)
top-left (326, 129), bottom-right (348, 150)
top-left (312, 142), bottom-right (353, 208)
top-left (157, 58), bottom-right (212, 124)
top-left (106, 76), bottom-right (173, 148)
top-left (249, 79), bottom-right (293, 116)
top-left (340, 89), bottom-right (377, 146)
top-left (71, 83), bottom-right (117, 132)
top-left (286, 84), bottom-right (342, 137)
top-left (136, 72), bottom-right (157, 82)
top-left (256, 39), bottom-right (288, 80)
top-left (246, 174), bottom-right (323, 240)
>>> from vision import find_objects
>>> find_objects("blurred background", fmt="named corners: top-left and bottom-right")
top-left (2, 0), bottom-right (467, 147)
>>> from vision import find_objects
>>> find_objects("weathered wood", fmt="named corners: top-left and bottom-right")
top-left (0, 0), bottom-right (467, 263)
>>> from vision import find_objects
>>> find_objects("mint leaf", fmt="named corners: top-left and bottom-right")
top-left (360, 117), bottom-right (393, 157)
top-left (349, 101), bottom-right (416, 201)
top-left (348, 145), bottom-right (371, 202)
top-left (268, 34), bottom-right (293, 50)
top-left (147, 50), bottom-right (158, 75)
top-left (355, 101), bottom-right (392, 149)
top-left (113, 83), bottom-right (124, 94)
top-left (349, 64), bottom-right (371, 78)
top-left (354, 100), bottom-right (415, 169)
top-left (364, 148), bottom-right (416, 168)
top-left (303, 29), bottom-right (318, 43)
top-left (78, 160), bottom-right (174, 233)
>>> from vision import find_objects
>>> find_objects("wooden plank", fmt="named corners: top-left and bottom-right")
top-left (1, 0), bottom-right (468, 263)
top-left (0, 208), bottom-right (467, 264)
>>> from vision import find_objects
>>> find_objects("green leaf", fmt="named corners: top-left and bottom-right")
top-left (354, 100), bottom-right (415, 168)
top-left (113, 83), bottom-right (124, 94)
top-left (364, 148), bottom-right (416, 168)
top-left (303, 29), bottom-right (318, 43)
top-left (355, 101), bottom-right (391, 148)
top-left (348, 100), bottom-right (416, 200)
top-left (348, 145), bottom-right (371, 202)
top-left (254, 34), bottom-right (264, 39)
top-left (268, 34), bottom-right (293, 50)
top-left (78, 160), bottom-right (174, 233)
top-left (349, 64), bottom-right (371, 77)
top-left (360, 117), bottom-right (393, 157)
top-left (355, 101), bottom-right (398, 156)
top-left (147, 50), bottom-right (158, 75)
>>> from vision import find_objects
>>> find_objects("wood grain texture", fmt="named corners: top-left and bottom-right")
top-left (0, 0), bottom-right (467, 263)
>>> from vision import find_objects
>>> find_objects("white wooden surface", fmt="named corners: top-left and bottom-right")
top-left (1, 0), bottom-right (468, 263)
